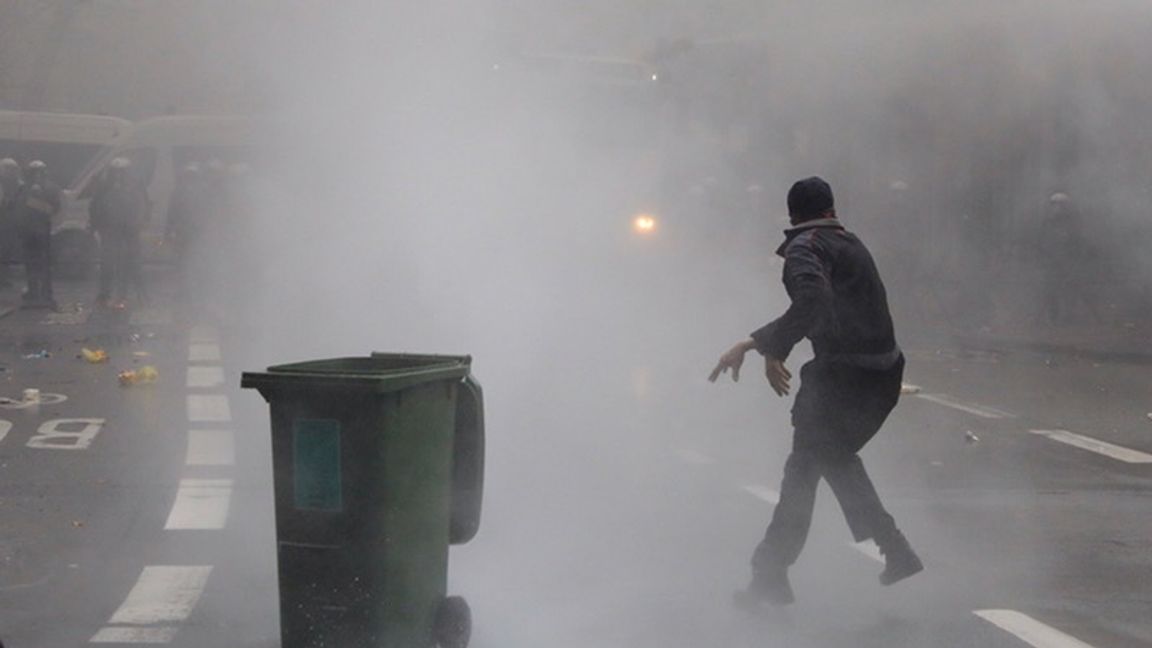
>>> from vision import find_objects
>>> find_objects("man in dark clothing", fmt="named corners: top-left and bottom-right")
top-left (91, 158), bottom-right (150, 306)
top-left (17, 160), bottom-right (60, 310)
top-left (166, 162), bottom-right (206, 280)
top-left (710, 176), bottom-right (922, 607)
top-left (1035, 192), bottom-right (1098, 325)
top-left (0, 158), bottom-right (22, 289)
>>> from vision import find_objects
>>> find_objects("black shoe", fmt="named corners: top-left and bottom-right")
top-left (878, 531), bottom-right (923, 586)
top-left (735, 565), bottom-right (795, 608)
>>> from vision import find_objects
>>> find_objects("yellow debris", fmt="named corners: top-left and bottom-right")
top-left (81, 348), bottom-right (108, 363)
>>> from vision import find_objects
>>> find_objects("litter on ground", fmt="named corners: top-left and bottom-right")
top-left (81, 348), bottom-right (109, 363)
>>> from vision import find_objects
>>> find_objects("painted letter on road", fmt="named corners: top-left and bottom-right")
top-left (26, 418), bottom-right (105, 450)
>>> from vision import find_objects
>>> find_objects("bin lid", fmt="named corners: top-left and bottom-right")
top-left (241, 353), bottom-right (472, 395)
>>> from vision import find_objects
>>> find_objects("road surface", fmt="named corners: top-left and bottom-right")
top-left (0, 273), bottom-right (1149, 647)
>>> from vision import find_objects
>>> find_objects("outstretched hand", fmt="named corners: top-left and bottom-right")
top-left (709, 340), bottom-right (754, 383)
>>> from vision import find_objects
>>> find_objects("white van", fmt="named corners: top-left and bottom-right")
top-left (0, 111), bottom-right (131, 190)
top-left (0, 111), bottom-right (133, 275)
top-left (64, 114), bottom-right (254, 268)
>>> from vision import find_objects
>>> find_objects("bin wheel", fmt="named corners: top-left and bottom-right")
top-left (433, 595), bottom-right (471, 648)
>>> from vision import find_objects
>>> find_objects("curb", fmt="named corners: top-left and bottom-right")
top-left (954, 334), bottom-right (1152, 365)
top-left (0, 306), bottom-right (16, 321)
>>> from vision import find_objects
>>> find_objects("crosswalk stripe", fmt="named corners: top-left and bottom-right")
top-left (104, 566), bottom-right (213, 626)
top-left (1028, 429), bottom-right (1152, 464)
top-left (187, 394), bottom-right (231, 423)
top-left (188, 343), bottom-right (221, 363)
top-left (974, 609), bottom-right (1096, 648)
top-left (91, 627), bottom-right (178, 644)
top-left (917, 393), bottom-right (1016, 419)
top-left (186, 366), bottom-right (225, 389)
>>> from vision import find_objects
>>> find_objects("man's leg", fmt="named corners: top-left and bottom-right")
top-left (39, 234), bottom-right (54, 306)
top-left (126, 236), bottom-right (147, 302)
top-left (21, 235), bottom-right (39, 304)
top-left (739, 449), bottom-right (821, 605)
top-left (820, 452), bottom-right (896, 544)
top-left (754, 450), bottom-right (822, 568)
top-left (822, 452), bottom-right (922, 585)
top-left (31, 239), bottom-right (47, 303)
top-left (97, 233), bottom-right (115, 302)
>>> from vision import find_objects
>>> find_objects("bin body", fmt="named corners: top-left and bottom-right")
top-left (242, 354), bottom-right (481, 648)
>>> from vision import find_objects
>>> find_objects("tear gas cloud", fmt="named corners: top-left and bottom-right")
top-left (9, 0), bottom-right (1146, 645)
top-left (214, 3), bottom-right (1152, 645)
top-left (179, 0), bottom-right (1152, 642)
top-left (240, 0), bottom-right (1152, 354)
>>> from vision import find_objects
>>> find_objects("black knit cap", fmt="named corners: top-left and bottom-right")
top-left (787, 176), bottom-right (834, 219)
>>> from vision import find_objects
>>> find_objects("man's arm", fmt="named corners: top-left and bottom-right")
top-left (709, 235), bottom-right (830, 395)
top-left (749, 235), bottom-right (833, 362)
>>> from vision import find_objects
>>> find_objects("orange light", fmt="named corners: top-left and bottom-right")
top-left (633, 214), bottom-right (657, 234)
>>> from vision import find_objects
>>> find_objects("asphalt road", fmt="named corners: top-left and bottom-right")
top-left (0, 273), bottom-right (1149, 647)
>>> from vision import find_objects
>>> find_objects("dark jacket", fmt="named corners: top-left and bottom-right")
top-left (17, 181), bottom-right (60, 235)
top-left (90, 180), bottom-right (149, 235)
top-left (751, 218), bottom-right (898, 366)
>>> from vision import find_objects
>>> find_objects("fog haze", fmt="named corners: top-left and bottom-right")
top-left (4, 2), bottom-right (1152, 646)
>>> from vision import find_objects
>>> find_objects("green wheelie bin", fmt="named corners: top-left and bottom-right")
top-left (241, 353), bottom-right (484, 648)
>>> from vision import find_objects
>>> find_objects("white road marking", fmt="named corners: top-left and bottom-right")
top-left (187, 343), bottom-right (221, 363)
top-left (1028, 429), bottom-right (1152, 464)
top-left (917, 393), bottom-right (1016, 419)
top-left (974, 609), bottom-right (1096, 648)
top-left (105, 565), bottom-right (212, 625)
top-left (185, 366), bottom-right (225, 389)
top-left (851, 540), bottom-right (885, 563)
top-left (742, 485), bottom-right (780, 505)
top-left (0, 393), bottom-right (69, 410)
top-left (187, 394), bottom-right (231, 423)
top-left (189, 325), bottom-right (219, 344)
top-left (91, 627), bottom-right (178, 644)
top-left (185, 430), bottom-right (235, 466)
top-left (900, 383), bottom-right (923, 395)
top-left (674, 448), bottom-right (716, 464)
top-left (165, 479), bottom-right (233, 530)
top-left (25, 418), bottom-right (104, 451)
top-left (0, 419), bottom-right (10, 444)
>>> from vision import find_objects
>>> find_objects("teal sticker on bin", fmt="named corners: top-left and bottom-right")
top-left (293, 419), bottom-right (343, 511)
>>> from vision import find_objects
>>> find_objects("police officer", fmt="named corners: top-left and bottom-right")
top-left (18, 160), bottom-right (60, 309)
top-left (0, 158), bottom-right (22, 289)
top-left (91, 157), bottom-right (149, 306)
top-left (166, 162), bottom-right (205, 279)
top-left (710, 176), bottom-right (922, 606)
top-left (1035, 192), bottom-right (1098, 325)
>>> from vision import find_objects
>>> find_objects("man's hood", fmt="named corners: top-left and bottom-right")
top-left (776, 218), bottom-right (844, 256)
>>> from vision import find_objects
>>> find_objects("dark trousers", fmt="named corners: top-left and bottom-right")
top-left (97, 231), bottom-right (145, 301)
top-left (121, 233), bottom-right (146, 301)
top-left (752, 355), bottom-right (904, 572)
top-left (0, 221), bottom-right (15, 285)
top-left (97, 231), bottom-right (118, 300)
top-left (21, 231), bottom-right (53, 302)
top-left (753, 450), bottom-right (896, 570)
